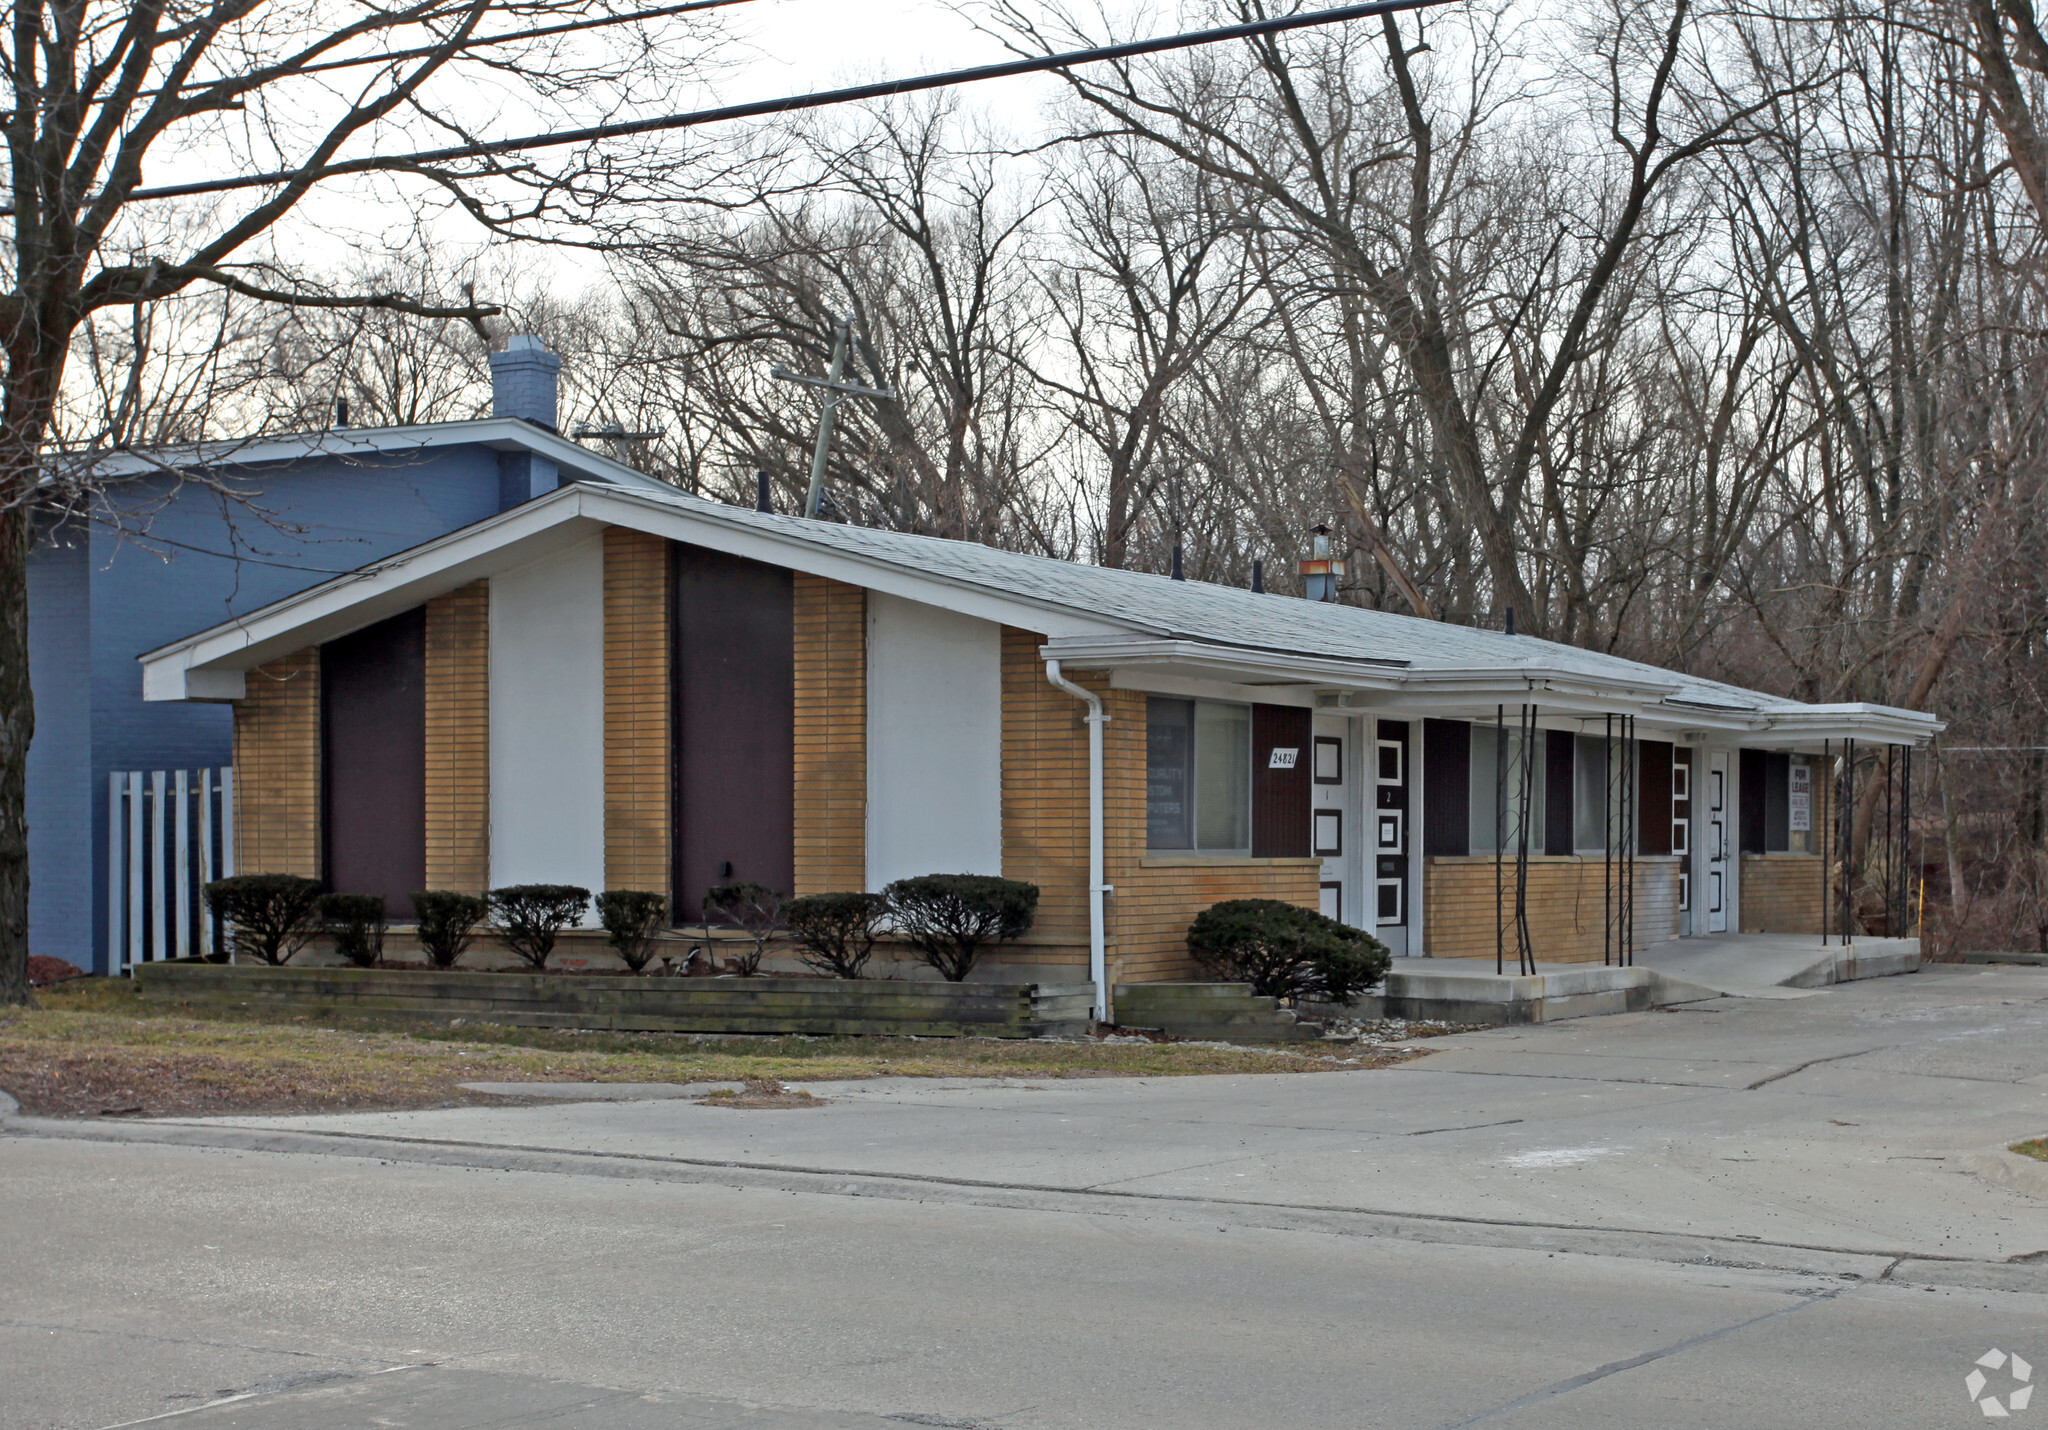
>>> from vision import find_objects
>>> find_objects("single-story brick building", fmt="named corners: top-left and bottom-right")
top-left (136, 481), bottom-right (1939, 1018)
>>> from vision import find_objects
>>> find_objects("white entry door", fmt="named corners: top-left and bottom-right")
top-left (1707, 751), bottom-right (1729, 933)
top-left (1312, 715), bottom-right (1355, 930)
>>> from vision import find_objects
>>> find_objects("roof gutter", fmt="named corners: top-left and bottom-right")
top-left (1045, 659), bottom-right (1110, 1025)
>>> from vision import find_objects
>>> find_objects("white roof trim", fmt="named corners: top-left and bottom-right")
top-left (140, 484), bottom-right (1127, 699)
top-left (85, 417), bottom-right (674, 493)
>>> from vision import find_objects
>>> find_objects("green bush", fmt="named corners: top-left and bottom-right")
top-left (595, 890), bottom-right (669, 973)
top-left (316, 893), bottom-right (387, 968)
top-left (411, 891), bottom-right (487, 969)
top-left (786, 891), bottom-right (888, 979)
top-left (202, 874), bottom-right (323, 966)
top-left (487, 884), bottom-right (591, 970)
top-left (1185, 898), bottom-right (1390, 1003)
top-left (883, 874), bottom-right (1039, 982)
top-left (702, 883), bottom-right (784, 976)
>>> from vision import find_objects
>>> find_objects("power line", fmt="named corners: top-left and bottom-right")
top-left (122, 0), bottom-right (1458, 203)
top-left (157, 0), bottom-right (755, 92)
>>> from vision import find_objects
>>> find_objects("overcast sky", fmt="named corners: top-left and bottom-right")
top-left (222, 0), bottom-right (1090, 291)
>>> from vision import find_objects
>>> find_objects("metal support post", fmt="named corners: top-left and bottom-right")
top-left (1495, 704), bottom-right (1506, 976)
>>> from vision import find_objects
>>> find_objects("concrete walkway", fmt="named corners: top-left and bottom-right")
top-left (1636, 931), bottom-right (1919, 996)
top-left (1377, 932), bottom-right (1921, 1021)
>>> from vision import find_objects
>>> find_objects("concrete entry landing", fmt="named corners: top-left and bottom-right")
top-left (1637, 931), bottom-right (1920, 997)
top-left (1380, 933), bottom-right (1920, 1025)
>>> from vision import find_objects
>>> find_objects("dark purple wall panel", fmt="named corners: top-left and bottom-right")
top-left (321, 607), bottom-right (427, 918)
top-left (672, 544), bottom-right (795, 920)
top-left (1423, 719), bottom-right (1470, 857)
top-left (1639, 740), bottom-right (1675, 856)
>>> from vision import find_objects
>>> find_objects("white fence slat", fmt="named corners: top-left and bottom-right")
top-left (109, 766), bottom-right (233, 971)
top-left (107, 772), bottom-right (125, 976)
top-left (173, 769), bottom-right (191, 960)
top-left (196, 769), bottom-right (214, 959)
top-left (219, 768), bottom-right (235, 878)
top-left (149, 771), bottom-right (167, 963)
top-left (126, 772), bottom-right (143, 971)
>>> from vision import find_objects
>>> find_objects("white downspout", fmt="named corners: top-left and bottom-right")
top-left (1045, 659), bottom-right (1110, 1024)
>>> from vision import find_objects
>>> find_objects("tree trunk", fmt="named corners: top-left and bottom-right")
top-left (0, 494), bottom-right (34, 1004)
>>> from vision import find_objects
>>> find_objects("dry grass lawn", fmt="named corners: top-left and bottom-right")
top-left (0, 978), bottom-right (1443, 1118)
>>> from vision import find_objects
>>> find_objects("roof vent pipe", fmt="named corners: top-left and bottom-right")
top-left (487, 334), bottom-right (562, 431)
top-left (1504, 605), bottom-right (1516, 636)
top-left (1251, 557), bottom-right (1264, 594)
top-left (334, 396), bottom-right (348, 429)
top-left (1170, 543), bottom-right (1184, 581)
top-left (756, 470), bottom-right (772, 513)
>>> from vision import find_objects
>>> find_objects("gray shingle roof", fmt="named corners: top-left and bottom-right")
top-left (626, 486), bottom-right (1795, 714)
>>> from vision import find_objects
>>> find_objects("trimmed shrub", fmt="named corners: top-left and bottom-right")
top-left (883, 874), bottom-right (1039, 983)
top-left (487, 884), bottom-right (591, 970)
top-left (1185, 898), bottom-right (1391, 1003)
top-left (786, 891), bottom-right (888, 979)
top-left (702, 883), bottom-right (784, 976)
top-left (202, 874), bottom-right (323, 966)
top-left (316, 893), bottom-right (387, 968)
top-left (595, 890), bottom-right (669, 973)
top-left (411, 891), bottom-right (487, 969)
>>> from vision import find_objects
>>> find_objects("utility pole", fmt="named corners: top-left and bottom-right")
top-left (771, 313), bottom-right (895, 519)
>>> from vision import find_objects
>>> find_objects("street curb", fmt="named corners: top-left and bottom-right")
top-left (1960, 1143), bottom-right (2048, 1200)
top-left (0, 1088), bottom-right (18, 1119)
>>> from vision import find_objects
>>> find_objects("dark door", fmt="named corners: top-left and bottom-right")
top-left (672, 545), bottom-right (795, 920)
top-left (1251, 704), bottom-right (1312, 858)
top-left (321, 608), bottom-right (427, 918)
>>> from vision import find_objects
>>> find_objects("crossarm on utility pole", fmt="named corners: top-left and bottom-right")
top-left (770, 315), bottom-right (896, 520)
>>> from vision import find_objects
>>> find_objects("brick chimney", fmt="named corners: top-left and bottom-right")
top-left (488, 334), bottom-right (561, 431)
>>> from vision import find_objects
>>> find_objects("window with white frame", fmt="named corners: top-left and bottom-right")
top-left (1146, 698), bottom-right (1251, 854)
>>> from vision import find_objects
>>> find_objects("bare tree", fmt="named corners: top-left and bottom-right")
top-left (0, 0), bottom-right (730, 1002)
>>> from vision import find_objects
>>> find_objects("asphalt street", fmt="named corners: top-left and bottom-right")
top-left (7, 962), bottom-right (2048, 1429)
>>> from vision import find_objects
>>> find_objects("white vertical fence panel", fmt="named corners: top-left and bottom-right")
top-left (220, 769), bottom-right (235, 878)
top-left (107, 772), bottom-right (125, 977)
top-left (108, 768), bottom-right (234, 972)
top-left (173, 769), bottom-right (191, 961)
top-left (126, 772), bottom-right (143, 972)
top-left (196, 769), bottom-right (214, 959)
top-left (149, 771), bottom-right (167, 965)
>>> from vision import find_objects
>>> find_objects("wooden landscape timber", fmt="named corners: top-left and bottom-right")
top-left (133, 962), bottom-right (1097, 1038)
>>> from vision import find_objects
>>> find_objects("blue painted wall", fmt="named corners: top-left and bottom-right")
top-left (29, 441), bottom-right (524, 971)
top-left (26, 533), bottom-right (92, 968)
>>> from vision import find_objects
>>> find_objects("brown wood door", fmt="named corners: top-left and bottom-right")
top-left (321, 608), bottom-right (427, 918)
top-left (1251, 704), bottom-right (1312, 859)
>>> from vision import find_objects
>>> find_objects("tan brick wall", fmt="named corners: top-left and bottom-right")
top-left (232, 648), bottom-right (321, 878)
top-left (793, 574), bottom-right (867, 896)
top-left (1000, 627), bottom-right (1322, 983)
top-left (603, 529), bottom-right (671, 895)
top-left (1112, 858), bottom-right (1325, 982)
top-left (1423, 856), bottom-right (1681, 963)
top-left (1000, 626), bottom-right (1094, 950)
top-left (424, 582), bottom-right (490, 894)
top-left (1740, 854), bottom-right (1833, 934)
